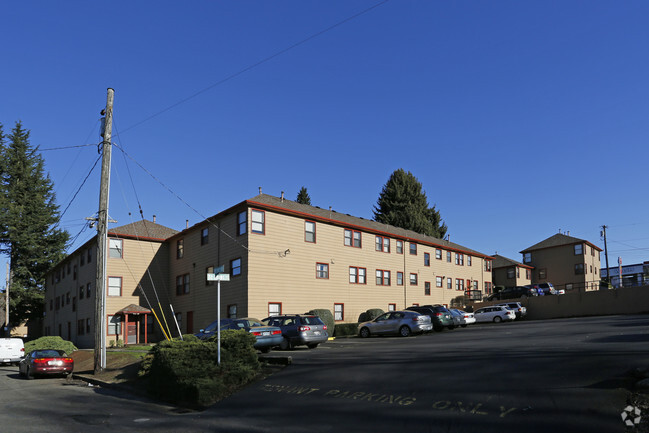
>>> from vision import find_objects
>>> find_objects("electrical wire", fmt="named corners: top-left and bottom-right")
top-left (58, 154), bottom-right (102, 220)
top-left (117, 0), bottom-right (390, 135)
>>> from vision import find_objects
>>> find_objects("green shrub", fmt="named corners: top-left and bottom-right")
top-left (140, 330), bottom-right (260, 407)
top-left (358, 308), bottom-right (384, 323)
top-left (305, 309), bottom-right (334, 335)
top-left (25, 336), bottom-right (77, 354)
top-left (333, 323), bottom-right (359, 337)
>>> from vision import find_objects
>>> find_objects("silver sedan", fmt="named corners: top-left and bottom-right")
top-left (358, 311), bottom-right (432, 338)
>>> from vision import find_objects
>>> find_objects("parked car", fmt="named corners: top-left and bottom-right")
top-left (195, 318), bottom-right (283, 353)
top-left (19, 349), bottom-right (73, 379)
top-left (495, 286), bottom-right (538, 300)
top-left (358, 310), bottom-right (432, 338)
top-left (448, 309), bottom-right (464, 328)
top-left (495, 302), bottom-right (527, 319)
top-left (473, 306), bottom-right (516, 323)
top-left (406, 305), bottom-right (454, 331)
top-left (0, 338), bottom-right (24, 365)
top-left (264, 314), bottom-right (329, 350)
top-left (450, 308), bottom-right (475, 327)
top-left (533, 282), bottom-right (557, 295)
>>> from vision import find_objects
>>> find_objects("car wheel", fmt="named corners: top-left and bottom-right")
top-left (259, 347), bottom-right (271, 354)
top-left (307, 343), bottom-right (318, 349)
top-left (359, 327), bottom-right (371, 338)
top-left (493, 316), bottom-right (502, 323)
top-left (448, 325), bottom-right (455, 330)
top-left (279, 337), bottom-right (292, 351)
top-left (433, 325), bottom-right (444, 332)
top-left (399, 326), bottom-right (411, 337)
top-left (461, 324), bottom-right (467, 328)
top-left (26, 367), bottom-right (34, 380)
top-left (18, 366), bottom-right (24, 377)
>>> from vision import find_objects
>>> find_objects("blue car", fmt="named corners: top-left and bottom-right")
top-left (195, 318), bottom-right (283, 353)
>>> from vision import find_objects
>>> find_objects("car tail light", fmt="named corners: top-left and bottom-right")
top-left (272, 330), bottom-right (282, 335)
top-left (299, 326), bottom-right (311, 332)
top-left (20, 348), bottom-right (24, 353)
top-left (251, 331), bottom-right (262, 336)
top-left (322, 325), bottom-right (327, 330)
top-left (436, 312), bottom-right (443, 317)
top-left (63, 358), bottom-right (73, 363)
top-left (33, 358), bottom-right (48, 365)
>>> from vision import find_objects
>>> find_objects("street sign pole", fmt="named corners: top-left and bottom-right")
top-left (217, 278), bottom-right (221, 366)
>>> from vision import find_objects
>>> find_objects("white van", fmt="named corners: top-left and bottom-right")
top-left (0, 338), bottom-right (25, 365)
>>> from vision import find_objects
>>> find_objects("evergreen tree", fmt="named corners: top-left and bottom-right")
top-left (373, 168), bottom-right (447, 239)
top-left (296, 186), bottom-right (312, 205)
top-left (0, 122), bottom-right (69, 325)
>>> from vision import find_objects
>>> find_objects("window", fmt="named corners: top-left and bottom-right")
top-left (507, 268), bottom-right (515, 279)
top-left (72, 297), bottom-right (76, 312)
top-left (410, 273), bottom-right (418, 286)
top-left (539, 268), bottom-right (547, 279)
top-left (86, 283), bottom-right (91, 298)
top-left (108, 277), bottom-right (122, 297)
top-left (344, 229), bottom-right (361, 248)
top-left (66, 292), bottom-right (70, 305)
top-left (436, 276), bottom-right (443, 287)
top-left (49, 299), bottom-right (53, 311)
top-left (485, 260), bottom-right (492, 272)
top-left (485, 282), bottom-right (493, 294)
top-left (397, 271), bottom-right (404, 286)
top-left (455, 278), bottom-right (465, 291)
top-left (80, 252), bottom-right (85, 266)
top-left (388, 303), bottom-right (396, 312)
top-left (176, 239), bottom-right (184, 259)
top-left (447, 251), bottom-right (452, 262)
top-left (268, 303), bottom-right (281, 317)
top-left (574, 263), bottom-right (584, 275)
top-left (201, 228), bottom-right (209, 245)
top-left (187, 311), bottom-right (194, 334)
top-left (447, 278), bottom-right (452, 289)
top-left (305, 221), bottom-right (316, 243)
top-left (375, 236), bottom-right (390, 253)
top-left (237, 211), bottom-right (247, 235)
top-left (73, 265), bottom-right (77, 280)
top-left (316, 263), bottom-right (329, 279)
top-left (108, 315), bottom-right (122, 335)
top-left (251, 209), bottom-right (265, 234)
top-left (409, 243), bottom-right (417, 255)
top-left (87, 248), bottom-right (92, 263)
top-left (334, 304), bottom-right (344, 321)
top-left (86, 318), bottom-right (91, 334)
top-left (349, 267), bottom-right (366, 284)
top-left (206, 266), bottom-right (214, 285)
top-left (455, 253), bottom-right (464, 266)
top-left (176, 274), bottom-right (190, 295)
top-left (77, 319), bottom-right (84, 335)
top-left (109, 239), bottom-right (123, 258)
top-left (467, 256), bottom-right (472, 266)
top-left (526, 269), bottom-right (531, 279)
top-left (436, 249), bottom-right (442, 260)
top-left (523, 252), bottom-right (531, 263)
top-left (424, 253), bottom-right (430, 266)
top-left (574, 244), bottom-right (583, 255)
top-left (424, 281), bottom-right (431, 295)
top-left (79, 285), bottom-right (84, 300)
top-left (376, 270), bottom-right (391, 286)
top-left (228, 305), bottom-right (237, 319)
top-left (231, 258), bottom-right (242, 277)
top-left (396, 240), bottom-right (403, 254)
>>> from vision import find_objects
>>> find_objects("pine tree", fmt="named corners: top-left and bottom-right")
top-left (0, 122), bottom-right (69, 325)
top-left (373, 168), bottom-right (447, 239)
top-left (296, 186), bottom-right (312, 205)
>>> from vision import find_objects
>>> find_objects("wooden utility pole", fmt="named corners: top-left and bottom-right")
top-left (601, 225), bottom-right (610, 286)
top-left (94, 88), bottom-right (114, 374)
top-left (4, 263), bottom-right (9, 336)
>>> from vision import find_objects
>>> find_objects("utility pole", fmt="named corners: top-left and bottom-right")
top-left (4, 263), bottom-right (9, 337)
top-left (94, 88), bottom-right (114, 374)
top-left (601, 225), bottom-right (610, 287)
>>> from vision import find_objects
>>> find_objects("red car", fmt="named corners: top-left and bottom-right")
top-left (19, 349), bottom-right (74, 379)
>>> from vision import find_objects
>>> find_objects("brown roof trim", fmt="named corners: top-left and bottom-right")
top-left (246, 199), bottom-right (493, 260)
top-left (108, 232), bottom-right (168, 242)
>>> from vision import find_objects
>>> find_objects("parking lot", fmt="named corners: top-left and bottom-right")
top-left (1, 314), bottom-right (648, 432)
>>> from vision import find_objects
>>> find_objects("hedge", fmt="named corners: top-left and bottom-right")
top-left (333, 323), bottom-right (359, 337)
top-left (358, 308), bottom-right (384, 323)
top-left (140, 330), bottom-right (260, 407)
top-left (25, 336), bottom-right (77, 354)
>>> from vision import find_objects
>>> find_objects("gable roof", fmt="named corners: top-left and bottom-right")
top-left (236, 194), bottom-right (491, 259)
top-left (491, 254), bottom-right (533, 269)
top-left (108, 219), bottom-right (178, 241)
top-left (520, 233), bottom-right (602, 253)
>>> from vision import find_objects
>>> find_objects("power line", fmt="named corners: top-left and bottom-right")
top-left (38, 143), bottom-right (97, 151)
top-left (58, 154), bottom-right (102, 220)
top-left (118, 0), bottom-right (390, 135)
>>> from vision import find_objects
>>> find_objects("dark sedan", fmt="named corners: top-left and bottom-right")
top-left (19, 349), bottom-right (74, 379)
top-left (195, 318), bottom-right (283, 353)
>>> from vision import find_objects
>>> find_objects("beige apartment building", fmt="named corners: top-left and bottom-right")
top-left (44, 220), bottom-right (177, 348)
top-left (491, 254), bottom-right (533, 289)
top-left (44, 193), bottom-right (494, 347)
top-left (520, 233), bottom-right (602, 292)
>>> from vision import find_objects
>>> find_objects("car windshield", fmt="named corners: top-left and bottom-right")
top-left (33, 350), bottom-right (63, 358)
top-left (301, 316), bottom-right (323, 325)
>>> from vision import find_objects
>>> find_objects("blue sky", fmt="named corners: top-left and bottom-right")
top-left (2, 0), bottom-right (649, 286)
